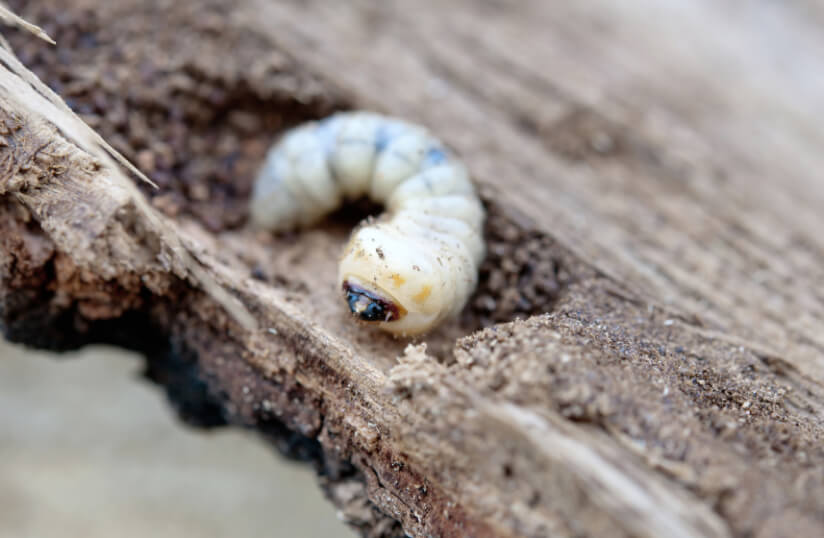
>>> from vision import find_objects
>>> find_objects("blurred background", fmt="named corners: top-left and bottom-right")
top-left (0, 340), bottom-right (355, 538)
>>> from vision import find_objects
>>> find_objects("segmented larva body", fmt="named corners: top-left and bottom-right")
top-left (250, 112), bottom-right (485, 335)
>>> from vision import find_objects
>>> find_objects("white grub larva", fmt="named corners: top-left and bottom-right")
top-left (250, 111), bottom-right (485, 336)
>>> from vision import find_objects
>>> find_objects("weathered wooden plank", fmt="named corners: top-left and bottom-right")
top-left (1, 1), bottom-right (823, 536)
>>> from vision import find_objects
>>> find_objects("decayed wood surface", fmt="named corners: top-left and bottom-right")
top-left (2, 1), bottom-right (824, 536)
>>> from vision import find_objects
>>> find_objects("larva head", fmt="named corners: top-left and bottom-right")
top-left (338, 224), bottom-right (451, 335)
top-left (342, 280), bottom-right (404, 323)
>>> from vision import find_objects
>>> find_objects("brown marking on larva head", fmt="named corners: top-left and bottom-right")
top-left (412, 284), bottom-right (432, 304)
top-left (343, 280), bottom-right (406, 322)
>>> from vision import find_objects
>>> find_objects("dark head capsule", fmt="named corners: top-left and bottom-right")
top-left (343, 281), bottom-right (400, 322)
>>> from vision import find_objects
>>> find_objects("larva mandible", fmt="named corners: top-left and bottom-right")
top-left (250, 111), bottom-right (485, 336)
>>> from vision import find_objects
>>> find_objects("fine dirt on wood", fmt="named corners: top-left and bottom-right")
top-left (2, 1), bottom-right (824, 537)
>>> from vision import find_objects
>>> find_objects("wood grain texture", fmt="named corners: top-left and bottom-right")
top-left (1, 1), bottom-right (823, 537)
top-left (247, 0), bottom-right (824, 380)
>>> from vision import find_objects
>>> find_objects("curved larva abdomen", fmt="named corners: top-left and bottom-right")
top-left (250, 112), bottom-right (485, 335)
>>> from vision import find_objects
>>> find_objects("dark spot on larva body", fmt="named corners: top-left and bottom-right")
top-left (374, 123), bottom-right (392, 151)
top-left (343, 280), bottom-right (403, 322)
top-left (376, 247), bottom-right (385, 259)
top-left (422, 146), bottom-right (448, 167)
top-left (374, 120), bottom-right (409, 153)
